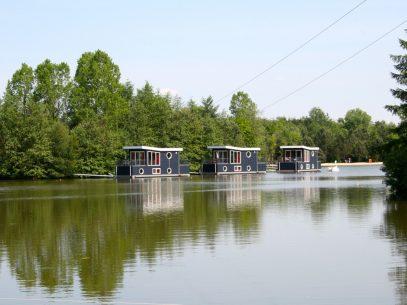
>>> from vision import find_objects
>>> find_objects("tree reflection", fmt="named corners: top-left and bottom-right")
top-left (183, 175), bottom-right (261, 243)
top-left (341, 187), bottom-right (373, 217)
top-left (381, 201), bottom-right (407, 305)
top-left (0, 177), bottom-right (261, 298)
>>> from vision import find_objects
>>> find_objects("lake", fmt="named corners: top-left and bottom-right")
top-left (0, 165), bottom-right (406, 305)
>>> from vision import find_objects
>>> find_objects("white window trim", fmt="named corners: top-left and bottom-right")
top-left (214, 150), bottom-right (228, 163)
top-left (230, 150), bottom-right (241, 164)
top-left (147, 151), bottom-right (161, 166)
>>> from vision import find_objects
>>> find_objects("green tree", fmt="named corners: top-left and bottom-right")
top-left (340, 108), bottom-right (372, 162)
top-left (199, 96), bottom-right (223, 157)
top-left (48, 121), bottom-right (76, 177)
top-left (68, 50), bottom-right (129, 174)
top-left (383, 31), bottom-right (407, 198)
top-left (0, 62), bottom-right (78, 178)
top-left (201, 95), bottom-right (219, 118)
top-left (0, 64), bottom-right (55, 178)
top-left (229, 91), bottom-right (265, 149)
top-left (72, 119), bottom-right (121, 175)
top-left (125, 82), bottom-right (173, 147)
top-left (170, 100), bottom-right (205, 171)
top-left (368, 121), bottom-right (396, 161)
top-left (300, 108), bottom-right (346, 162)
top-left (34, 59), bottom-right (71, 119)
top-left (3, 63), bottom-right (34, 116)
top-left (263, 117), bottom-right (302, 162)
top-left (68, 50), bottom-right (128, 128)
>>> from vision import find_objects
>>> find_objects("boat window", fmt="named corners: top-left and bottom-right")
top-left (230, 150), bottom-right (241, 164)
top-left (296, 150), bottom-right (302, 160)
top-left (285, 150), bottom-right (292, 161)
top-left (214, 150), bottom-right (228, 163)
top-left (304, 150), bottom-right (310, 162)
top-left (147, 151), bottom-right (160, 166)
top-left (132, 151), bottom-right (146, 165)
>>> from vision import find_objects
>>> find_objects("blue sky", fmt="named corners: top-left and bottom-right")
top-left (1, 0), bottom-right (406, 122)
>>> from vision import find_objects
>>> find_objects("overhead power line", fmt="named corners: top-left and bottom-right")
top-left (260, 18), bottom-right (407, 112)
top-left (215, 0), bottom-right (369, 103)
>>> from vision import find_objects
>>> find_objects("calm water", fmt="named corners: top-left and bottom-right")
top-left (0, 166), bottom-right (406, 305)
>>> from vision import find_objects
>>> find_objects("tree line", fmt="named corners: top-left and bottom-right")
top-left (0, 50), bottom-right (397, 178)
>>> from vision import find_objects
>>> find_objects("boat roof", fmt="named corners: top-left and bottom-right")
top-left (207, 146), bottom-right (261, 151)
top-left (123, 146), bottom-right (183, 152)
top-left (280, 145), bottom-right (319, 151)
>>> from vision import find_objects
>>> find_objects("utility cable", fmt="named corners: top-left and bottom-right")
top-left (215, 0), bottom-right (369, 103)
top-left (260, 18), bottom-right (407, 112)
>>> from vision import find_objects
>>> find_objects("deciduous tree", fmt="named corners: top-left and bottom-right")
top-left (34, 59), bottom-right (71, 119)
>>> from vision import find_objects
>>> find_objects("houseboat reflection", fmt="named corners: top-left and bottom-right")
top-left (124, 177), bottom-right (184, 214)
top-left (206, 175), bottom-right (262, 208)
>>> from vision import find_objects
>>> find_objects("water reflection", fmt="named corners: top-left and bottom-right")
top-left (381, 201), bottom-right (407, 305)
top-left (203, 175), bottom-right (261, 208)
top-left (342, 187), bottom-right (373, 218)
top-left (0, 176), bottom-right (262, 299)
top-left (263, 172), bottom-right (378, 224)
top-left (123, 178), bottom-right (184, 213)
top-left (0, 168), bottom-right (394, 305)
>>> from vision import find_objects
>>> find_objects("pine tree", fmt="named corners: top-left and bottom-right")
top-left (383, 31), bottom-right (407, 198)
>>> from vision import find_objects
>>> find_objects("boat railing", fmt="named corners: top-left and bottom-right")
top-left (202, 158), bottom-right (229, 164)
top-left (117, 160), bottom-right (190, 167)
top-left (116, 160), bottom-right (130, 166)
top-left (116, 160), bottom-right (147, 166)
top-left (281, 157), bottom-right (304, 162)
top-left (257, 162), bottom-right (267, 172)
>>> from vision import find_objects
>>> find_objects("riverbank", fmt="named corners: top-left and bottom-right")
top-left (321, 162), bottom-right (383, 167)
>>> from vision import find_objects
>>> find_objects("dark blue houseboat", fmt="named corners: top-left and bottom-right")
top-left (278, 145), bottom-right (321, 173)
top-left (201, 146), bottom-right (267, 175)
top-left (116, 146), bottom-right (190, 178)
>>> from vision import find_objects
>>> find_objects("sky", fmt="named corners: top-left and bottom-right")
top-left (1, 0), bottom-right (406, 123)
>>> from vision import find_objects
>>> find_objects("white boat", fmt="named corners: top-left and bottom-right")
top-left (328, 161), bottom-right (339, 172)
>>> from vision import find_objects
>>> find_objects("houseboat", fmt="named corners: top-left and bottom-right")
top-left (201, 146), bottom-right (267, 175)
top-left (278, 145), bottom-right (321, 173)
top-left (116, 146), bottom-right (190, 178)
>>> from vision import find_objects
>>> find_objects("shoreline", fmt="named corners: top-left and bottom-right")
top-left (321, 162), bottom-right (383, 167)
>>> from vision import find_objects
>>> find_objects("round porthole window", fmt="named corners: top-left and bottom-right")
top-left (246, 151), bottom-right (252, 158)
top-left (223, 166), bottom-right (228, 172)
top-left (139, 168), bottom-right (144, 175)
top-left (166, 152), bottom-right (172, 159)
top-left (167, 168), bottom-right (172, 174)
top-left (247, 165), bottom-right (251, 171)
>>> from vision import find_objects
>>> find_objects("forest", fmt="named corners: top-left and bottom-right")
top-left (0, 50), bottom-right (397, 178)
